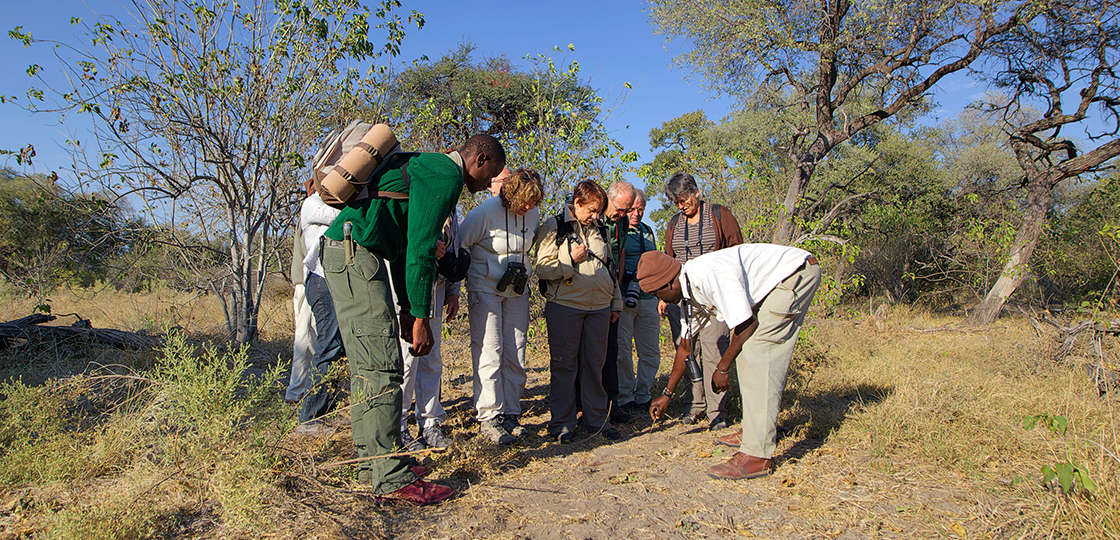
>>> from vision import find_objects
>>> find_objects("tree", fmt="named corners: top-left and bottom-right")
top-left (12, 0), bottom-right (422, 343)
top-left (964, 0), bottom-right (1120, 325)
top-left (0, 168), bottom-right (136, 305)
top-left (650, 0), bottom-right (1042, 245)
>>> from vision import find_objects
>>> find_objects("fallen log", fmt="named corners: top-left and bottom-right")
top-left (0, 314), bottom-right (160, 350)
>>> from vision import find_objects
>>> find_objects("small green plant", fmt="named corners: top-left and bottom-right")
top-left (1023, 413), bottom-right (1098, 495)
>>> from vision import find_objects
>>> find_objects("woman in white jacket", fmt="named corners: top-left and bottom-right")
top-left (459, 168), bottom-right (544, 444)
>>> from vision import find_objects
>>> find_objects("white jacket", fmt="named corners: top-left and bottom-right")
top-left (300, 193), bottom-right (341, 278)
top-left (459, 196), bottom-right (541, 297)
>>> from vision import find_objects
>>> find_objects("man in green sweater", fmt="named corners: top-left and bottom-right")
top-left (319, 135), bottom-right (504, 504)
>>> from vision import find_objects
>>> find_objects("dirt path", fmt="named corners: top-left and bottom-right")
top-left (330, 360), bottom-right (1032, 540)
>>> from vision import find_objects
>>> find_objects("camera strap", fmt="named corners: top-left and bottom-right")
top-left (505, 211), bottom-right (526, 265)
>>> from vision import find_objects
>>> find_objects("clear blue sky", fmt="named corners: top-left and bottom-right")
top-left (0, 0), bottom-right (984, 192)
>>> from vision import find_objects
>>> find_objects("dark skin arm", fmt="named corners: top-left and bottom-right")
top-left (648, 316), bottom-right (758, 420)
top-left (649, 337), bottom-right (693, 420)
top-left (710, 317), bottom-right (758, 393)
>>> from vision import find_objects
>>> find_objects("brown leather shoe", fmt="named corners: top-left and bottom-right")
top-left (707, 452), bottom-right (771, 480)
top-left (716, 428), bottom-right (742, 447)
top-left (377, 479), bottom-right (453, 505)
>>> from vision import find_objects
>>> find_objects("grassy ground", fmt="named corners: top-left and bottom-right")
top-left (0, 288), bottom-right (1116, 538)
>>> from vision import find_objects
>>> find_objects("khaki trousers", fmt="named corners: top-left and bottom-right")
top-left (736, 262), bottom-right (821, 459)
top-left (468, 290), bottom-right (530, 422)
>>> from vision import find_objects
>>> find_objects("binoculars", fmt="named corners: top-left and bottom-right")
top-left (496, 261), bottom-right (528, 294)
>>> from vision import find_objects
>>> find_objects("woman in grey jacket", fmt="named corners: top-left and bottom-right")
top-left (459, 168), bottom-right (544, 444)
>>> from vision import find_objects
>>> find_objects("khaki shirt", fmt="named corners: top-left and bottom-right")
top-left (534, 204), bottom-right (622, 312)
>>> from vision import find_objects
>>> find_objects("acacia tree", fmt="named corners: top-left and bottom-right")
top-left (965, 0), bottom-right (1120, 325)
top-left (12, 0), bottom-right (421, 343)
top-left (368, 44), bottom-right (635, 214)
top-left (650, 0), bottom-right (1043, 244)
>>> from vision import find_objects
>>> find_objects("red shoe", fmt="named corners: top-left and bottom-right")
top-left (716, 428), bottom-right (742, 447)
top-left (707, 452), bottom-right (771, 480)
top-left (377, 479), bottom-right (453, 506)
top-left (411, 465), bottom-right (428, 478)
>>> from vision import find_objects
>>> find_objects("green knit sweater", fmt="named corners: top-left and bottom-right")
top-left (323, 152), bottom-right (464, 318)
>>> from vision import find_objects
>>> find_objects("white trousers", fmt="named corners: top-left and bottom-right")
top-left (398, 281), bottom-right (448, 429)
top-left (287, 282), bottom-right (316, 402)
top-left (616, 296), bottom-right (662, 406)
top-left (468, 290), bottom-right (529, 422)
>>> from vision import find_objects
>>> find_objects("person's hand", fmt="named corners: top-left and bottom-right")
top-left (649, 395), bottom-right (670, 420)
top-left (570, 243), bottom-right (589, 263)
top-left (409, 317), bottom-right (434, 356)
top-left (657, 299), bottom-right (668, 317)
top-left (444, 295), bottom-right (460, 321)
top-left (610, 310), bottom-right (620, 323)
top-left (399, 312), bottom-right (416, 343)
top-left (435, 239), bottom-right (447, 259)
top-left (711, 370), bottom-right (731, 394)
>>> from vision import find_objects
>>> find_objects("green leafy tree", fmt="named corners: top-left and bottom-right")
top-left (11, 0), bottom-right (422, 343)
top-left (352, 44), bottom-right (633, 215)
top-left (964, 0), bottom-right (1120, 325)
top-left (0, 168), bottom-right (136, 305)
top-left (649, 0), bottom-right (1043, 245)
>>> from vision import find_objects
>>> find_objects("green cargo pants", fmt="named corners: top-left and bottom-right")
top-left (321, 237), bottom-right (416, 493)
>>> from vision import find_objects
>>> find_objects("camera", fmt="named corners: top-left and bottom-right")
top-left (496, 261), bottom-right (528, 294)
top-left (624, 280), bottom-right (642, 308)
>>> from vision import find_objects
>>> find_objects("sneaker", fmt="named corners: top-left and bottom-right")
top-left (294, 420), bottom-right (336, 437)
top-left (555, 426), bottom-right (575, 444)
top-left (500, 415), bottom-right (529, 438)
top-left (480, 418), bottom-right (515, 445)
top-left (377, 479), bottom-right (453, 506)
top-left (708, 417), bottom-right (730, 431)
top-left (401, 428), bottom-right (428, 452)
top-left (422, 424), bottom-right (451, 449)
top-left (679, 411), bottom-right (706, 425)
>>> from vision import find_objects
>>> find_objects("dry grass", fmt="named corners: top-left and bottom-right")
top-left (0, 288), bottom-right (1117, 538)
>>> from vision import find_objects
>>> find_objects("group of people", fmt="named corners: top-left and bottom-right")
top-left (286, 135), bottom-right (821, 505)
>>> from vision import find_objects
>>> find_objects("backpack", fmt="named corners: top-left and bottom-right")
top-left (311, 120), bottom-right (405, 207)
top-left (537, 213), bottom-right (614, 296)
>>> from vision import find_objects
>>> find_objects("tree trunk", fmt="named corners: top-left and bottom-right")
top-left (772, 138), bottom-right (830, 245)
top-left (964, 173), bottom-right (1056, 325)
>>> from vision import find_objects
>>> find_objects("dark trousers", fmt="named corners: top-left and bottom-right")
top-left (299, 272), bottom-right (346, 422)
top-left (546, 302), bottom-right (612, 432)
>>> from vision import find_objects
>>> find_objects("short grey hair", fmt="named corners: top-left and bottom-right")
top-left (606, 180), bottom-right (636, 203)
top-left (664, 172), bottom-right (699, 203)
top-left (633, 189), bottom-right (647, 207)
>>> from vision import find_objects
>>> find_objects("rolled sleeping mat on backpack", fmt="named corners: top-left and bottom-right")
top-left (320, 123), bottom-right (400, 204)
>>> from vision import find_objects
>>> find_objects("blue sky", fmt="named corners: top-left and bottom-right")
top-left (0, 0), bottom-right (985, 192)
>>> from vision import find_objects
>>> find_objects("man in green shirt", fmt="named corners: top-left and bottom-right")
top-left (319, 135), bottom-right (504, 504)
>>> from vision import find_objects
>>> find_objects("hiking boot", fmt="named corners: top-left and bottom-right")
top-left (707, 452), bottom-right (771, 480)
top-left (422, 424), bottom-right (451, 449)
top-left (500, 414), bottom-right (529, 438)
top-left (401, 428), bottom-right (427, 452)
top-left (294, 420), bottom-right (336, 437)
top-left (480, 418), bottom-right (515, 445)
top-left (377, 479), bottom-right (453, 506)
top-left (716, 428), bottom-right (742, 447)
